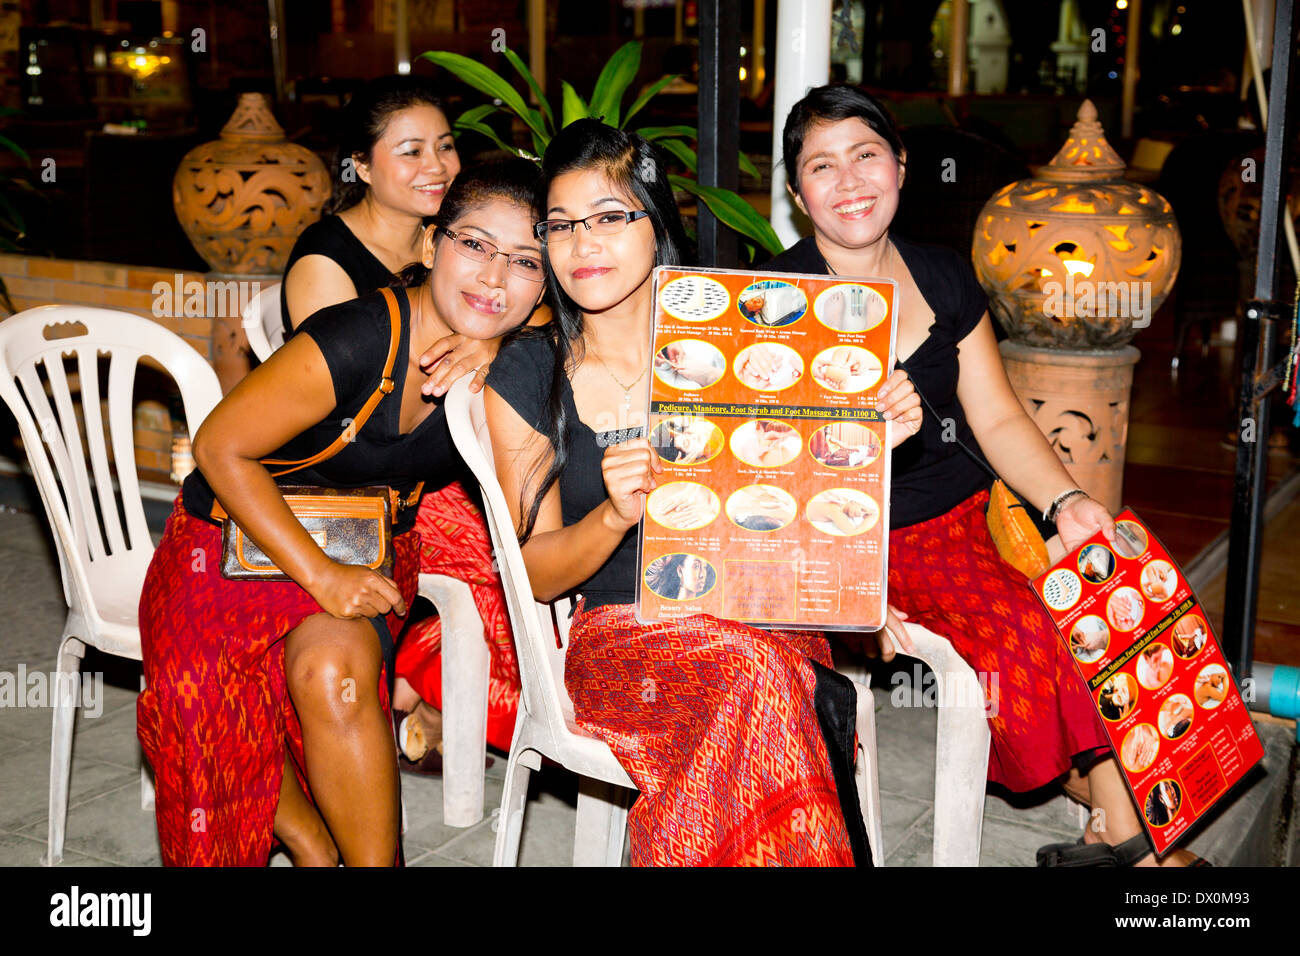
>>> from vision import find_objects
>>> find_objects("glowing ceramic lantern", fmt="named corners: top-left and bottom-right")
top-left (972, 100), bottom-right (1181, 348)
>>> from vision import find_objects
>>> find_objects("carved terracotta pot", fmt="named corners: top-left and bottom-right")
top-left (999, 341), bottom-right (1139, 513)
top-left (172, 93), bottom-right (329, 274)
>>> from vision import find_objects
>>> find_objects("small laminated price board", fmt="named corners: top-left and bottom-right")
top-left (635, 266), bottom-right (897, 631)
top-left (1031, 510), bottom-right (1265, 855)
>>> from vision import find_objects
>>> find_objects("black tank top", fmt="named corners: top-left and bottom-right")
top-left (183, 287), bottom-right (459, 534)
top-left (280, 215), bottom-right (398, 332)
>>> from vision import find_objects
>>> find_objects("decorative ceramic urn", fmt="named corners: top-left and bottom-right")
top-left (972, 100), bottom-right (1181, 349)
top-left (970, 101), bottom-right (1185, 512)
top-left (172, 93), bottom-right (330, 274)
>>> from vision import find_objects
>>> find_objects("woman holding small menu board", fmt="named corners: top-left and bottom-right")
top-left (765, 84), bottom-right (1203, 867)
top-left (484, 119), bottom-right (922, 866)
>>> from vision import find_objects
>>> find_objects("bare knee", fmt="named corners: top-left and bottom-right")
top-left (285, 617), bottom-right (381, 725)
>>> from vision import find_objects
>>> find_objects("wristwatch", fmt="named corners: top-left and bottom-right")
top-left (1044, 488), bottom-right (1088, 523)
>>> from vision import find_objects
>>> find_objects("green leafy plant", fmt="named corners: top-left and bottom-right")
top-left (421, 41), bottom-right (782, 259)
top-left (0, 108), bottom-right (31, 250)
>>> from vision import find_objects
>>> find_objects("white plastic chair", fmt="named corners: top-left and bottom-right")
top-left (240, 282), bottom-right (284, 363)
top-left (0, 305), bottom-right (223, 866)
top-left (245, 289), bottom-right (495, 826)
top-left (898, 625), bottom-right (991, 866)
top-left (417, 572), bottom-right (490, 827)
top-left (444, 376), bottom-right (884, 866)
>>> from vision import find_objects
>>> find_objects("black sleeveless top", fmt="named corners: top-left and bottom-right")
top-left (762, 234), bottom-right (992, 528)
top-left (486, 332), bottom-right (640, 608)
top-left (280, 215), bottom-right (398, 332)
top-left (182, 288), bottom-right (458, 535)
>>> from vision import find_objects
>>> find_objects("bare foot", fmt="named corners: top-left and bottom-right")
top-left (398, 701), bottom-right (444, 761)
top-left (392, 676), bottom-right (421, 714)
top-left (413, 701), bottom-right (443, 755)
top-left (1081, 825), bottom-right (1155, 864)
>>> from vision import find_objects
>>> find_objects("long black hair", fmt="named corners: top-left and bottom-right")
top-left (781, 84), bottom-right (905, 192)
top-left (511, 119), bottom-right (691, 541)
top-left (389, 156), bottom-right (541, 288)
top-left (323, 75), bottom-right (452, 216)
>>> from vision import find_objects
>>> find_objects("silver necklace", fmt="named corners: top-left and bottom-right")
top-left (587, 344), bottom-right (648, 410)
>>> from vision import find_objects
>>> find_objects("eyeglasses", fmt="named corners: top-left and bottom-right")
top-left (534, 210), bottom-right (650, 243)
top-left (436, 227), bottom-right (544, 281)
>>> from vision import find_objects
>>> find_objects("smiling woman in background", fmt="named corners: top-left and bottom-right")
top-left (284, 77), bottom-right (459, 331)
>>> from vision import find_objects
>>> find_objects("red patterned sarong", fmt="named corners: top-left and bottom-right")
top-left (887, 489), bottom-right (1110, 791)
top-left (565, 601), bottom-right (855, 866)
top-left (395, 481), bottom-right (520, 752)
top-left (136, 497), bottom-right (418, 866)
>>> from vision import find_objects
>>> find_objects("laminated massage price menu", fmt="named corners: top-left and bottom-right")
top-left (1032, 510), bottom-right (1264, 855)
top-left (636, 266), bottom-right (897, 631)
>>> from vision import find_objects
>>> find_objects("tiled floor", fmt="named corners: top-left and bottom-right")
top-left (0, 504), bottom-right (1087, 867)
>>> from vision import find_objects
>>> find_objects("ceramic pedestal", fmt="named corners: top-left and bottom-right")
top-left (999, 340), bottom-right (1140, 513)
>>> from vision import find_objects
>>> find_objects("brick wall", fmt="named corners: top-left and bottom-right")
top-left (0, 254), bottom-right (213, 360)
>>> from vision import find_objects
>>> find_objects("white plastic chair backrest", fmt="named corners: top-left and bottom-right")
top-left (0, 306), bottom-right (223, 627)
top-left (444, 376), bottom-right (577, 730)
top-left (241, 282), bottom-right (284, 362)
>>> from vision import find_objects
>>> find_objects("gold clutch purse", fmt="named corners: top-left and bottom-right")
top-left (219, 485), bottom-right (397, 581)
top-left (214, 287), bottom-right (422, 582)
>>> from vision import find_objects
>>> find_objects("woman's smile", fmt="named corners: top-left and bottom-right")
top-left (410, 179), bottom-right (451, 215)
top-left (833, 195), bottom-right (877, 219)
top-left (461, 290), bottom-right (505, 314)
top-left (572, 265), bottom-right (613, 279)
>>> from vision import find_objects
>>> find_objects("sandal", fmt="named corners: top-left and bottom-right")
top-left (393, 709), bottom-right (431, 762)
top-left (1037, 832), bottom-right (1213, 867)
top-left (1036, 834), bottom-right (1120, 867)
